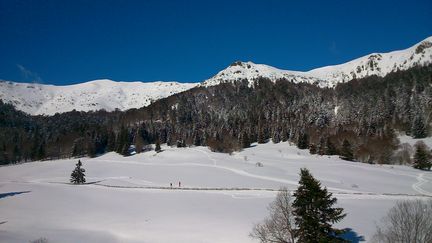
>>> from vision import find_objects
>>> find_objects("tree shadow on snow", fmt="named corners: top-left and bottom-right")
top-left (340, 228), bottom-right (365, 242)
top-left (0, 191), bottom-right (31, 200)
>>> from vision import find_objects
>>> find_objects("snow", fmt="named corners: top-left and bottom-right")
top-left (200, 61), bottom-right (322, 88)
top-left (398, 134), bottom-right (432, 149)
top-left (1, 37), bottom-right (431, 115)
top-left (202, 36), bottom-right (432, 88)
top-left (1, 142), bottom-right (431, 242)
top-left (0, 79), bottom-right (196, 115)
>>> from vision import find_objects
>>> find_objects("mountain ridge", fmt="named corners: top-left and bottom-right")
top-left (202, 36), bottom-right (432, 87)
top-left (1, 36), bottom-right (431, 115)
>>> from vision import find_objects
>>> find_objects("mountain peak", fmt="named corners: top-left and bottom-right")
top-left (202, 36), bottom-right (432, 88)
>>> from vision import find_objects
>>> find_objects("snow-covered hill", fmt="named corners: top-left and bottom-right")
top-left (1, 37), bottom-right (431, 115)
top-left (0, 142), bottom-right (430, 242)
top-left (0, 79), bottom-right (196, 115)
top-left (202, 36), bottom-right (432, 88)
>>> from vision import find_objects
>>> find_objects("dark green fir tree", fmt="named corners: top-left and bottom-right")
top-left (155, 139), bottom-right (162, 152)
top-left (340, 139), bottom-right (354, 161)
top-left (70, 160), bottom-right (86, 184)
top-left (413, 142), bottom-right (432, 170)
top-left (293, 168), bottom-right (346, 242)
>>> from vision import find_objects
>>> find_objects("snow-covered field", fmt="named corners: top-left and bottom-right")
top-left (0, 142), bottom-right (431, 243)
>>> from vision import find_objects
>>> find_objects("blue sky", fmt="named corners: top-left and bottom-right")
top-left (0, 0), bottom-right (431, 85)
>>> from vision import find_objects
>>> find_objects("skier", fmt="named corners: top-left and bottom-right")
top-left (179, 181), bottom-right (181, 187)
top-left (170, 183), bottom-right (173, 188)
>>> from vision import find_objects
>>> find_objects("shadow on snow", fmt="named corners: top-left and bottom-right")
top-left (0, 191), bottom-right (31, 200)
top-left (341, 228), bottom-right (365, 242)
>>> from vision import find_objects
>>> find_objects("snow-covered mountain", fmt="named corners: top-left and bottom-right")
top-left (202, 36), bottom-right (432, 88)
top-left (1, 36), bottom-right (431, 115)
top-left (0, 79), bottom-right (196, 115)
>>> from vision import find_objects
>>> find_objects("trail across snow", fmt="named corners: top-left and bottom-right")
top-left (0, 142), bottom-right (431, 243)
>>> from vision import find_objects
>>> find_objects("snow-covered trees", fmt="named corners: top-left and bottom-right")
top-left (293, 168), bottom-right (346, 242)
top-left (413, 141), bottom-right (432, 170)
top-left (1, 65), bottom-right (431, 164)
top-left (373, 200), bottom-right (432, 243)
top-left (411, 115), bottom-right (427, 139)
top-left (70, 160), bottom-right (86, 184)
top-left (250, 188), bottom-right (297, 243)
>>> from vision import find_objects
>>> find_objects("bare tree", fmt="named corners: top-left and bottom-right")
top-left (373, 199), bottom-right (432, 243)
top-left (250, 188), bottom-right (296, 243)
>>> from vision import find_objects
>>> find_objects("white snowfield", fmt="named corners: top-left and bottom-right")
top-left (1, 36), bottom-right (431, 116)
top-left (202, 36), bottom-right (432, 88)
top-left (0, 80), bottom-right (196, 115)
top-left (0, 142), bottom-right (431, 243)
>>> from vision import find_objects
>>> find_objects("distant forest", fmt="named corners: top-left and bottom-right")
top-left (1, 65), bottom-right (431, 165)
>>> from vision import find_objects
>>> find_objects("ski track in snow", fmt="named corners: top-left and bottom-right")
top-left (412, 173), bottom-right (432, 197)
top-left (93, 152), bottom-right (363, 194)
top-left (2, 143), bottom-right (432, 243)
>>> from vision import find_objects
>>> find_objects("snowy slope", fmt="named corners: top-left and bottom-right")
top-left (201, 61), bottom-right (324, 87)
top-left (0, 142), bottom-right (430, 242)
top-left (1, 37), bottom-right (431, 115)
top-left (202, 36), bottom-right (432, 88)
top-left (0, 79), bottom-right (196, 115)
top-left (307, 36), bottom-right (432, 86)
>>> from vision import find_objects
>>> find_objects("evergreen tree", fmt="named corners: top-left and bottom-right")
top-left (87, 141), bottom-right (97, 158)
top-left (241, 131), bottom-right (251, 148)
top-left (309, 144), bottom-right (317, 154)
top-left (297, 132), bottom-right (309, 150)
top-left (413, 142), bottom-right (432, 170)
top-left (70, 160), bottom-right (86, 184)
top-left (134, 129), bottom-right (145, 153)
top-left (257, 115), bottom-right (266, 144)
top-left (37, 141), bottom-right (46, 160)
top-left (340, 139), bottom-right (354, 161)
top-left (293, 168), bottom-right (346, 242)
top-left (155, 139), bottom-right (161, 152)
top-left (411, 116), bottom-right (427, 138)
top-left (13, 144), bottom-right (21, 162)
top-left (325, 138), bottom-right (337, 155)
top-left (107, 130), bottom-right (116, 152)
top-left (318, 137), bottom-right (326, 155)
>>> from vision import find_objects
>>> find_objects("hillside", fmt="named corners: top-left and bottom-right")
top-left (0, 80), bottom-right (196, 115)
top-left (202, 37), bottom-right (432, 88)
top-left (1, 37), bottom-right (431, 116)
top-left (0, 142), bottom-right (430, 242)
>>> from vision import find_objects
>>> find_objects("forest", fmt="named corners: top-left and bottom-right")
top-left (0, 65), bottom-right (431, 165)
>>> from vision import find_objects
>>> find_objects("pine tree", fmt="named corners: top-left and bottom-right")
top-left (241, 131), bottom-right (251, 148)
top-left (293, 168), bottom-right (346, 242)
top-left (297, 132), bottom-right (309, 150)
top-left (107, 130), bottom-right (116, 152)
top-left (413, 142), bottom-right (432, 170)
top-left (340, 139), bottom-right (354, 161)
top-left (155, 139), bottom-right (161, 152)
top-left (13, 144), bottom-right (21, 162)
top-left (70, 160), bottom-right (86, 184)
top-left (411, 116), bottom-right (427, 138)
top-left (325, 138), bottom-right (337, 155)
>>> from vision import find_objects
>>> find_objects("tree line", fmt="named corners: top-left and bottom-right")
top-left (0, 65), bottom-right (431, 168)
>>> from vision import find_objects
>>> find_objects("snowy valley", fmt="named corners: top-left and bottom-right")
top-left (1, 142), bottom-right (431, 243)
